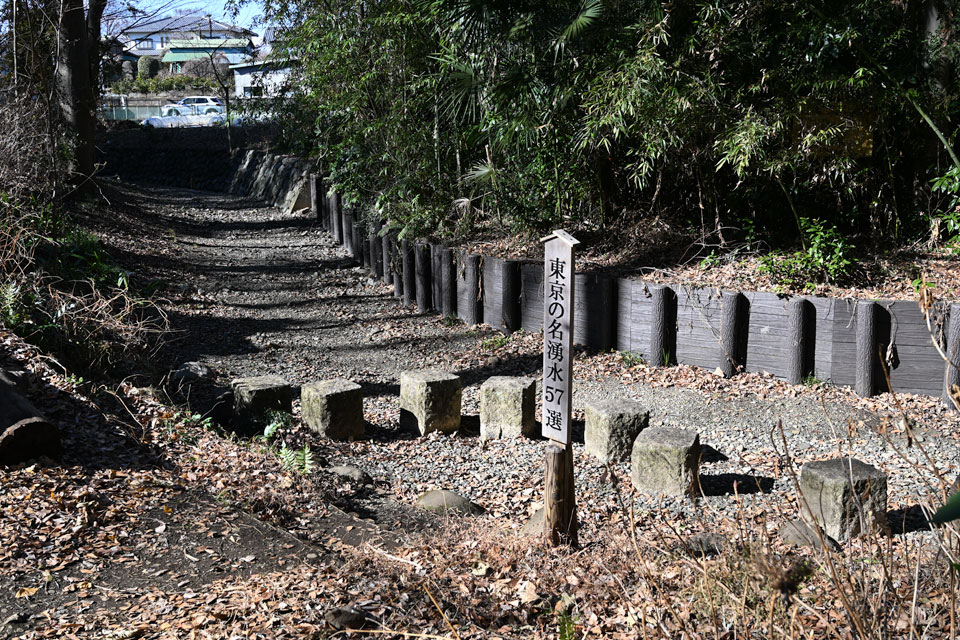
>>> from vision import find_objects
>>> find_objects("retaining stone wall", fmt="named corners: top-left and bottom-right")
top-left (98, 125), bottom-right (309, 209)
top-left (315, 184), bottom-right (952, 404)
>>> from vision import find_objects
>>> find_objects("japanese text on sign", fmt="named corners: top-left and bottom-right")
top-left (541, 231), bottom-right (577, 443)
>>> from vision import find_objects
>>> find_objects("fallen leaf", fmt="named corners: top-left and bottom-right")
top-left (15, 587), bottom-right (39, 598)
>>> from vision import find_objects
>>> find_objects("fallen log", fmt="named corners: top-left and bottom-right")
top-left (0, 370), bottom-right (60, 464)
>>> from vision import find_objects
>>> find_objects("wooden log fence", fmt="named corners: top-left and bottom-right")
top-left (317, 192), bottom-right (955, 404)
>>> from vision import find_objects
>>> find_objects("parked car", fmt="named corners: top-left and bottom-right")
top-left (160, 96), bottom-right (223, 117)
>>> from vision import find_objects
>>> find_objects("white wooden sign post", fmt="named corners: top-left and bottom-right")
top-left (541, 230), bottom-right (579, 546)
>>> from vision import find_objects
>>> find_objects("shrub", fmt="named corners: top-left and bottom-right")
top-left (137, 56), bottom-right (160, 79)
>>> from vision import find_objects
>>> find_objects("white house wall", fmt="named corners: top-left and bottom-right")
top-left (233, 67), bottom-right (293, 98)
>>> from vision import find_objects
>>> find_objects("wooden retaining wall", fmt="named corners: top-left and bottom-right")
top-left (314, 182), bottom-right (950, 403)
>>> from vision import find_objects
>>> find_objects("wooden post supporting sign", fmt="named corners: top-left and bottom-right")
top-left (541, 230), bottom-right (579, 547)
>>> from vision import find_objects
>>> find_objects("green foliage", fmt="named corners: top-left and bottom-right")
top-left (932, 490), bottom-right (960, 525)
top-left (801, 374), bottom-right (826, 387)
top-left (619, 351), bottom-right (644, 366)
top-left (557, 611), bottom-right (576, 640)
top-left (932, 166), bottom-right (960, 246)
top-left (758, 217), bottom-right (853, 291)
top-left (53, 228), bottom-right (129, 289)
top-left (278, 442), bottom-right (315, 475)
top-left (111, 75), bottom-right (219, 96)
top-left (137, 56), bottom-right (160, 80)
top-left (243, 0), bottom-right (960, 253)
top-left (798, 217), bottom-right (854, 283)
top-left (0, 282), bottom-right (27, 328)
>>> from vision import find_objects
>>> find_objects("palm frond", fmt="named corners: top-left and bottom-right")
top-left (560, 0), bottom-right (602, 44)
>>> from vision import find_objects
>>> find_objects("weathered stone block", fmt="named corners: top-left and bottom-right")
top-left (231, 375), bottom-right (293, 436)
top-left (399, 370), bottom-right (461, 435)
top-left (631, 427), bottom-right (700, 497)
top-left (480, 376), bottom-right (536, 440)
top-left (417, 489), bottom-right (483, 515)
top-left (584, 397), bottom-right (649, 462)
top-left (799, 457), bottom-right (887, 541)
top-left (301, 379), bottom-right (364, 441)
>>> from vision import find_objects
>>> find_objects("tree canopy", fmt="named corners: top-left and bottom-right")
top-left (252, 0), bottom-right (959, 260)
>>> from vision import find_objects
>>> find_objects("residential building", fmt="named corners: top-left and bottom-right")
top-left (162, 39), bottom-right (255, 74)
top-left (120, 14), bottom-right (255, 56)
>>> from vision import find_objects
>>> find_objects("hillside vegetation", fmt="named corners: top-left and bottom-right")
top-left (254, 0), bottom-right (960, 289)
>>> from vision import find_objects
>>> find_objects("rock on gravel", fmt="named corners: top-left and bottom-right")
top-left (417, 490), bottom-right (484, 515)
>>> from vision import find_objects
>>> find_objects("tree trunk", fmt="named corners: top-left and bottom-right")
top-left (55, 0), bottom-right (105, 191)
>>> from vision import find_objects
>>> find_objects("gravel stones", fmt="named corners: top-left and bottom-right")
top-left (479, 376), bottom-right (536, 440)
top-left (416, 489), bottom-right (483, 515)
top-left (399, 370), bottom-right (461, 435)
top-left (799, 457), bottom-right (888, 541)
top-left (584, 397), bottom-right (649, 463)
top-left (631, 427), bottom-right (701, 497)
top-left (301, 379), bottom-right (364, 441)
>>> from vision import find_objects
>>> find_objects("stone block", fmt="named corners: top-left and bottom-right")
top-left (479, 376), bottom-right (536, 440)
top-left (417, 489), bottom-right (483, 515)
top-left (630, 427), bottom-right (700, 497)
top-left (301, 379), bottom-right (364, 441)
top-left (584, 397), bottom-right (649, 462)
top-left (799, 457), bottom-right (887, 541)
top-left (231, 375), bottom-right (293, 436)
top-left (399, 370), bottom-right (461, 435)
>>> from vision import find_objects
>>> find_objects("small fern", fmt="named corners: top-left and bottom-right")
top-left (298, 444), bottom-right (315, 474)
top-left (279, 443), bottom-right (299, 471)
top-left (278, 442), bottom-right (315, 475)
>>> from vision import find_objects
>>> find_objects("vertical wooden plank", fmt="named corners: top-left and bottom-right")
top-left (330, 191), bottom-right (342, 245)
top-left (441, 248), bottom-right (456, 318)
top-left (381, 231), bottom-right (393, 286)
top-left (572, 273), bottom-right (614, 350)
top-left (358, 220), bottom-right (370, 269)
top-left (520, 262), bottom-right (543, 332)
top-left (483, 257), bottom-right (504, 331)
top-left (430, 244), bottom-right (442, 311)
top-left (719, 292), bottom-right (749, 378)
top-left (615, 279), bottom-right (633, 353)
top-left (415, 243), bottom-right (433, 313)
top-left (944, 303), bottom-right (960, 409)
top-left (342, 209), bottom-right (354, 260)
top-left (881, 300), bottom-right (946, 396)
top-left (856, 300), bottom-right (879, 397)
top-left (458, 254), bottom-right (483, 325)
top-left (309, 173), bottom-right (320, 223)
top-left (402, 239), bottom-right (415, 307)
top-left (674, 286), bottom-right (724, 370)
top-left (787, 298), bottom-right (815, 385)
top-left (649, 285), bottom-right (677, 367)
top-left (502, 259), bottom-right (521, 334)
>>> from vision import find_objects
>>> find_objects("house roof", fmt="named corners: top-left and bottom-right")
top-left (165, 38), bottom-right (252, 49)
top-left (229, 54), bottom-right (298, 70)
top-left (162, 51), bottom-right (211, 63)
top-left (122, 14), bottom-right (255, 38)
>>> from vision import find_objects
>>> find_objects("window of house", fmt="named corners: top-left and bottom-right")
top-left (244, 86), bottom-right (264, 97)
top-left (137, 38), bottom-right (154, 50)
top-left (159, 37), bottom-right (168, 47)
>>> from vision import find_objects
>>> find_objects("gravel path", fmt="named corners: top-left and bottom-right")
top-left (97, 180), bottom-right (960, 545)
